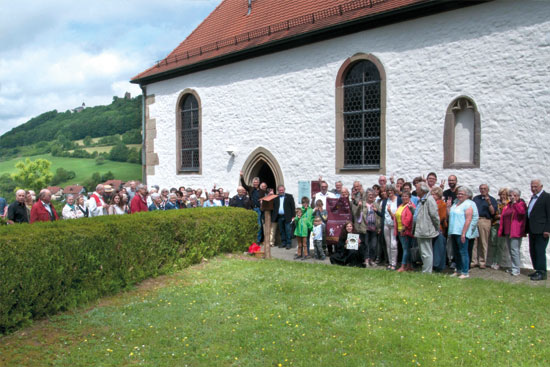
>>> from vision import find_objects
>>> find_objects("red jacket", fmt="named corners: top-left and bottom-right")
top-left (394, 202), bottom-right (416, 237)
top-left (131, 193), bottom-right (148, 213)
top-left (30, 201), bottom-right (59, 223)
top-left (498, 201), bottom-right (527, 238)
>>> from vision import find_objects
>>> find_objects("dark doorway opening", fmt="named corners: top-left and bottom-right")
top-left (256, 161), bottom-right (276, 191)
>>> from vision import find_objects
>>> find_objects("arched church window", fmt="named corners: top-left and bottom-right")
top-left (443, 96), bottom-right (480, 168)
top-left (176, 91), bottom-right (201, 173)
top-left (335, 54), bottom-right (386, 173)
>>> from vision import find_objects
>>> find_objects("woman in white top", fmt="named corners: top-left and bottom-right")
top-left (108, 193), bottom-right (128, 215)
top-left (62, 194), bottom-right (85, 219)
top-left (381, 184), bottom-right (402, 270)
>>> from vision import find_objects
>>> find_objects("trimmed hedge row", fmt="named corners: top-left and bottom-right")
top-left (0, 207), bottom-right (257, 334)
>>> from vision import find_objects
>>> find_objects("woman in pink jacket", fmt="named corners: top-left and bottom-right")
top-left (394, 191), bottom-right (416, 272)
top-left (498, 188), bottom-right (527, 276)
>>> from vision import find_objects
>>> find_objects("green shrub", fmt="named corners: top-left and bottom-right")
top-left (0, 207), bottom-right (256, 334)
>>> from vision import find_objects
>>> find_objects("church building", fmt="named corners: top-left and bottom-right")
top-left (131, 0), bottom-right (550, 200)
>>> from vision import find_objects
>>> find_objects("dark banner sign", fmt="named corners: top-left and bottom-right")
top-left (326, 197), bottom-right (352, 245)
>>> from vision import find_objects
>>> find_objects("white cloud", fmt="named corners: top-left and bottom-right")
top-left (0, 0), bottom-right (219, 136)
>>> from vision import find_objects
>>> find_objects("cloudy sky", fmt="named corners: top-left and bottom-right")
top-left (0, 0), bottom-right (219, 136)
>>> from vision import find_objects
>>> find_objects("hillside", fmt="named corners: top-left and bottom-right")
top-left (0, 95), bottom-right (141, 150)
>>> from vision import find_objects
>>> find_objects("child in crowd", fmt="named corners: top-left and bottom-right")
top-left (313, 199), bottom-right (328, 223)
top-left (313, 199), bottom-right (328, 255)
top-left (312, 216), bottom-right (326, 260)
top-left (293, 208), bottom-right (310, 260)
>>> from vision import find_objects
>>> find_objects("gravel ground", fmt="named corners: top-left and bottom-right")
top-left (265, 240), bottom-right (549, 287)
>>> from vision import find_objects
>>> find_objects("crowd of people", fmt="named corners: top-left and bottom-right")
top-left (1, 172), bottom-right (548, 281)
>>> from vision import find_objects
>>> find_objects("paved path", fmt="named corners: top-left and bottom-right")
top-left (268, 242), bottom-right (548, 287)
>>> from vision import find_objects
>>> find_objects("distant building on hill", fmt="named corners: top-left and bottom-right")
top-left (124, 92), bottom-right (131, 100)
top-left (71, 102), bottom-right (86, 113)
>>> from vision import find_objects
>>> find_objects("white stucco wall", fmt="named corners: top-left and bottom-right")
top-left (146, 1), bottom-right (550, 268)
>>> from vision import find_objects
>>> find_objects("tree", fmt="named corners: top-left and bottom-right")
top-left (83, 136), bottom-right (93, 146)
top-left (11, 158), bottom-right (53, 193)
top-left (101, 171), bottom-right (115, 181)
top-left (108, 141), bottom-right (130, 162)
top-left (50, 168), bottom-right (76, 186)
top-left (127, 148), bottom-right (141, 164)
top-left (83, 172), bottom-right (102, 192)
top-left (122, 129), bottom-right (142, 144)
top-left (0, 174), bottom-right (17, 202)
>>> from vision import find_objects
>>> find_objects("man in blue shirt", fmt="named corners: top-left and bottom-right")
top-left (472, 184), bottom-right (497, 269)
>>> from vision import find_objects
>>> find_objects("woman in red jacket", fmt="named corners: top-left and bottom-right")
top-left (394, 191), bottom-right (416, 272)
top-left (498, 188), bottom-right (527, 276)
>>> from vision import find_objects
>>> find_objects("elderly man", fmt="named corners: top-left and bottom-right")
top-left (229, 186), bottom-right (252, 209)
top-left (30, 189), bottom-right (59, 223)
top-left (378, 175), bottom-right (387, 189)
top-left (127, 181), bottom-right (136, 200)
top-left (526, 179), bottom-right (550, 281)
top-left (272, 185), bottom-right (296, 249)
top-left (7, 189), bottom-right (29, 224)
top-left (472, 184), bottom-right (497, 269)
top-left (330, 181), bottom-right (343, 198)
top-left (88, 184), bottom-right (109, 217)
top-left (413, 182), bottom-right (440, 273)
top-left (148, 193), bottom-right (163, 211)
top-left (165, 193), bottom-right (180, 210)
top-left (131, 184), bottom-right (149, 213)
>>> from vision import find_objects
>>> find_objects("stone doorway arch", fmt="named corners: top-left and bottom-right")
top-left (241, 147), bottom-right (284, 191)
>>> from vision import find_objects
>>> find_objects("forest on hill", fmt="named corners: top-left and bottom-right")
top-left (0, 96), bottom-right (141, 155)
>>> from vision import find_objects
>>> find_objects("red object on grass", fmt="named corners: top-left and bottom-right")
top-left (248, 243), bottom-right (261, 253)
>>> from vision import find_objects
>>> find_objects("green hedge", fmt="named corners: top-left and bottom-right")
top-left (0, 207), bottom-right (257, 334)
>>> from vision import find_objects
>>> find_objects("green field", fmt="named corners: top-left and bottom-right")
top-left (0, 154), bottom-right (141, 187)
top-left (0, 256), bottom-right (548, 367)
top-left (68, 144), bottom-right (141, 154)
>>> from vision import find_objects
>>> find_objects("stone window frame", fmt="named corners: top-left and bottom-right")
top-left (175, 89), bottom-right (202, 175)
top-left (443, 96), bottom-right (480, 169)
top-left (335, 53), bottom-right (386, 174)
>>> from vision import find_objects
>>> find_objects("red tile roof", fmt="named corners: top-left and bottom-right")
top-left (47, 186), bottom-right (62, 195)
top-left (132, 0), bottom-right (435, 83)
top-left (64, 185), bottom-right (84, 195)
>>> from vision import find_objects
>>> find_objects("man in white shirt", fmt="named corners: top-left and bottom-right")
top-left (88, 184), bottom-right (108, 217)
top-left (314, 180), bottom-right (336, 210)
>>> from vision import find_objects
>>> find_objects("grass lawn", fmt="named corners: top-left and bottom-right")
top-left (0, 256), bottom-right (548, 367)
top-left (0, 154), bottom-right (141, 187)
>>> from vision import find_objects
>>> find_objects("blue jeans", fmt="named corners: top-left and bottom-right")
top-left (399, 235), bottom-right (413, 265)
top-left (452, 234), bottom-right (469, 275)
top-left (253, 207), bottom-right (263, 243)
top-left (432, 232), bottom-right (447, 271)
top-left (277, 216), bottom-right (292, 248)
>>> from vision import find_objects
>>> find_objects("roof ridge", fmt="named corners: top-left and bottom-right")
top-left (156, 0), bottom-right (388, 68)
